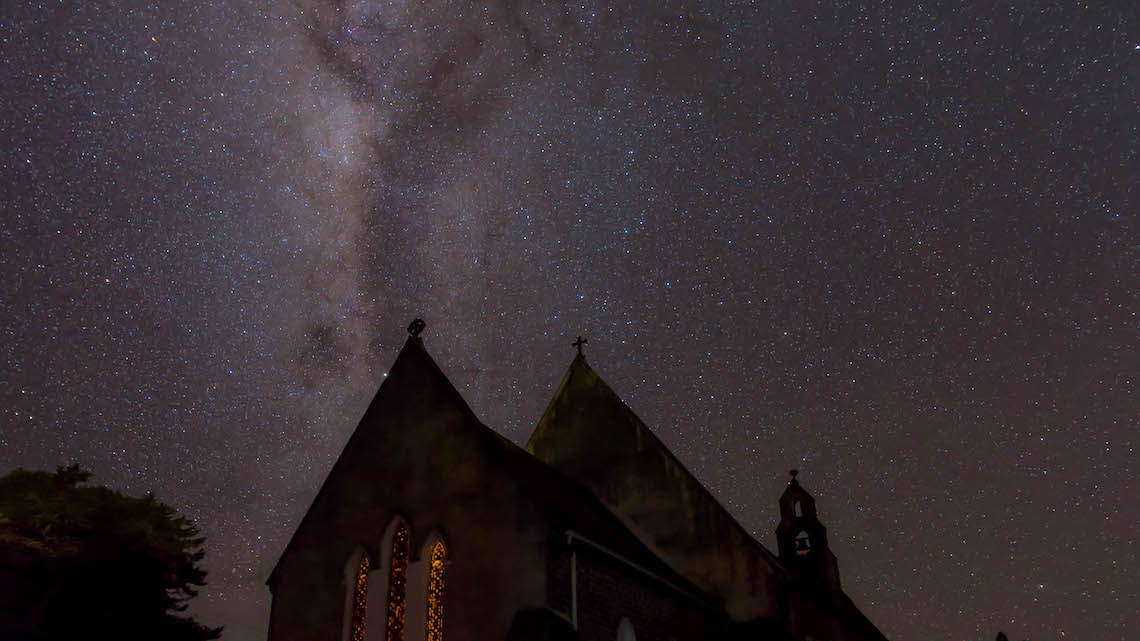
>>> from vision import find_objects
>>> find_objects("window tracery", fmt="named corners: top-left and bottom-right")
top-left (386, 524), bottom-right (410, 641)
top-left (426, 540), bottom-right (446, 641)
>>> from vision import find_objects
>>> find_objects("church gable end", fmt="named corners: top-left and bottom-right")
top-left (268, 333), bottom-right (552, 641)
top-left (526, 354), bottom-right (784, 622)
top-left (269, 335), bottom-right (479, 586)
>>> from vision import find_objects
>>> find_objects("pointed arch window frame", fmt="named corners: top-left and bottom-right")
top-left (421, 532), bottom-right (450, 641)
top-left (341, 546), bottom-right (374, 641)
top-left (385, 520), bottom-right (412, 641)
top-left (351, 515), bottom-right (414, 641)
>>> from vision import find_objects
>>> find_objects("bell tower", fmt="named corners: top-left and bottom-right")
top-left (775, 470), bottom-right (841, 597)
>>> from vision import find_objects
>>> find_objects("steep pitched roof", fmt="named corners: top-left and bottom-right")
top-left (268, 335), bottom-right (479, 585)
top-left (269, 337), bottom-right (709, 600)
top-left (526, 354), bottom-right (786, 620)
top-left (486, 428), bottom-right (715, 604)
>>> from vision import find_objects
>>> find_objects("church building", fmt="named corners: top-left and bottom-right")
top-left (267, 323), bottom-right (891, 641)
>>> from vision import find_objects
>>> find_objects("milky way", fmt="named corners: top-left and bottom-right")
top-left (2, 2), bottom-right (1136, 640)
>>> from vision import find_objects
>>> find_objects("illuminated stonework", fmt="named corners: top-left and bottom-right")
top-left (350, 554), bottom-right (370, 641)
top-left (386, 524), bottom-right (410, 641)
top-left (426, 540), bottom-right (447, 641)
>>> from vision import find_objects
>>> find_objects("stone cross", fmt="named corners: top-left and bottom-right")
top-left (573, 336), bottom-right (587, 356)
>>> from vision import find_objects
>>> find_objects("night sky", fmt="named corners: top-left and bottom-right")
top-left (2, 1), bottom-right (1136, 640)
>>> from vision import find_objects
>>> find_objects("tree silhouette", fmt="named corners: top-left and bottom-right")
top-left (0, 465), bottom-right (222, 641)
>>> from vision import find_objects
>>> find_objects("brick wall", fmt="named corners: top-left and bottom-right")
top-left (568, 542), bottom-right (728, 641)
top-left (547, 542), bottom-right (572, 619)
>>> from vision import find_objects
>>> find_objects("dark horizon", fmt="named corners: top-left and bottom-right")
top-left (1, 1), bottom-right (1135, 640)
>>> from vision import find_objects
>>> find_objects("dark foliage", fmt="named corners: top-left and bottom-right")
top-left (0, 465), bottom-right (222, 641)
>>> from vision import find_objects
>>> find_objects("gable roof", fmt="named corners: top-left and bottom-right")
top-left (268, 335), bottom-right (480, 585)
top-left (526, 354), bottom-right (786, 620)
top-left (269, 337), bottom-right (711, 601)
top-left (267, 333), bottom-right (889, 637)
top-left (483, 424), bottom-right (716, 605)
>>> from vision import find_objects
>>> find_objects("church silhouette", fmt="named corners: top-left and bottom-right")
top-left (268, 323), bottom-right (890, 641)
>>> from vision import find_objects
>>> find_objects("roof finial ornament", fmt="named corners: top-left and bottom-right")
top-left (789, 469), bottom-right (799, 483)
top-left (572, 335), bottom-right (588, 357)
top-left (408, 318), bottom-right (426, 337)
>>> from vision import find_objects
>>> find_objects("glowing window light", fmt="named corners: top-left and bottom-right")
top-left (426, 540), bottom-right (447, 641)
top-left (386, 524), bottom-right (410, 641)
top-left (350, 554), bottom-right (370, 641)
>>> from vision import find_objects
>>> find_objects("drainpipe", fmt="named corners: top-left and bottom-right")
top-left (569, 538), bottom-right (579, 629)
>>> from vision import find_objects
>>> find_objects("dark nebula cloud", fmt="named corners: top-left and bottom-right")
top-left (2, 1), bottom-right (1136, 640)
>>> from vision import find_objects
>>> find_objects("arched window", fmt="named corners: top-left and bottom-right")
top-left (617, 617), bottom-right (636, 641)
top-left (386, 523), bottom-right (411, 641)
top-left (795, 530), bottom-right (812, 555)
top-left (794, 500), bottom-right (803, 517)
top-left (349, 554), bottom-right (370, 641)
top-left (425, 540), bottom-right (447, 641)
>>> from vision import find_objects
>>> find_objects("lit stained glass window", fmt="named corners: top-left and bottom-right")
top-left (426, 540), bottom-right (447, 641)
top-left (386, 524), bottom-right (410, 641)
top-left (350, 554), bottom-right (370, 641)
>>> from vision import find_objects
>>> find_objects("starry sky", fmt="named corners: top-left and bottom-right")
top-left (1, 1), bottom-right (1136, 639)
